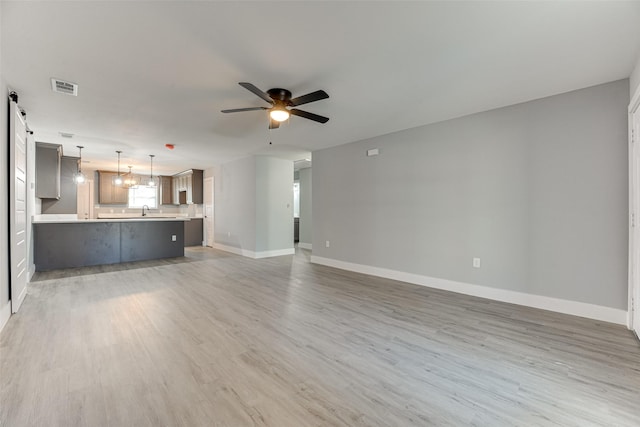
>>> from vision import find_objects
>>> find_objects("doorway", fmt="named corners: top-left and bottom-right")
top-left (77, 179), bottom-right (94, 220)
top-left (204, 177), bottom-right (214, 247)
top-left (629, 90), bottom-right (640, 338)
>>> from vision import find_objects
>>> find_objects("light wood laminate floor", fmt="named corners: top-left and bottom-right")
top-left (1, 247), bottom-right (639, 426)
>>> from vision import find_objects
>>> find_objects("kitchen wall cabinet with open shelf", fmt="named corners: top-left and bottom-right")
top-left (172, 169), bottom-right (203, 205)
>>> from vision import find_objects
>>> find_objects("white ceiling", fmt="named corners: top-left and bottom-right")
top-left (2, 1), bottom-right (640, 176)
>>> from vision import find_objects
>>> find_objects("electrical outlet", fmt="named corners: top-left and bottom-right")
top-left (172, 235), bottom-right (177, 242)
top-left (473, 258), bottom-right (481, 268)
top-left (326, 240), bottom-right (330, 248)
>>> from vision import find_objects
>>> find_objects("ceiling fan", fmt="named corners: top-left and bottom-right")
top-left (221, 82), bottom-right (329, 129)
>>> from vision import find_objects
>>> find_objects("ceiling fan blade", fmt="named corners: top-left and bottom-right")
top-left (221, 107), bottom-right (268, 113)
top-left (289, 90), bottom-right (329, 107)
top-left (269, 118), bottom-right (280, 129)
top-left (239, 82), bottom-right (274, 105)
top-left (290, 108), bottom-right (329, 123)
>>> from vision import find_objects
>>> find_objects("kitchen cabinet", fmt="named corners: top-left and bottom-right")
top-left (172, 174), bottom-right (185, 205)
top-left (36, 142), bottom-right (62, 199)
top-left (160, 176), bottom-right (173, 205)
top-left (184, 218), bottom-right (203, 246)
top-left (191, 169), bottom-right (204, 204)
top-left (98, 171), bottom-right (129, 204)
top-left (172, 169), bottom-right (203, 205)
top-left (34, 219), bottom-right (185, 271)
top-left (41, 156), bottom-right (79, 214)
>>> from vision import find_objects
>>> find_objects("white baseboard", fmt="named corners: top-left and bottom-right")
top-left (0, 301), bottom-right (11, 334)
top-left (298, 243), bottom-right (312, 250)
top-left (28, 264), bottom-right (35, 282)
top-left (254, 248), bottom-right (295, 259)
top-left (213, 243), bottom-right (295, 259)
top-left (310, 256), bottom-right (627, 325)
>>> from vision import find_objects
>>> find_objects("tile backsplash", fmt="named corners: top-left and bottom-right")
top-left (93, 203), bottom-right (203, 218)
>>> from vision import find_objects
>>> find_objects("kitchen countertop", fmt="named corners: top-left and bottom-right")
top-left (32, 214), bottom-right (199, 224)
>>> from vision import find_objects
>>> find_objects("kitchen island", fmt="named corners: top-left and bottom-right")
top-left (33, 216), bottom-right (190, 271)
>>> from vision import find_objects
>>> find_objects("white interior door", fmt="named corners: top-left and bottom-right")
top-left (9, 100), bottom-right (28, 313)
top-left (204, 177), bottom-right (214, 247)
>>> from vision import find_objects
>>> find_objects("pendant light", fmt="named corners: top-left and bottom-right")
top-left (112, 150), bottom-right (123, 186)
top-left (123, 166), bottom-right (138, 189)
top-left (146, 154), bottom-right (158, 187)
top-left (73, 146), bottom-right (86, 184)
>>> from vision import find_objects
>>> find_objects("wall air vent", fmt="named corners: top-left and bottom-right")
top-left (50, 78), bottom-right (78, 96)
top-left (59, 132), bottom-right (74, 138)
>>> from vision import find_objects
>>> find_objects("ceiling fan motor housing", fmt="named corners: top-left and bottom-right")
top-left (267, 88), bottom-right (292, 104)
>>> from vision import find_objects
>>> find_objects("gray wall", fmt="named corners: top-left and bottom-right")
top-left (41, 156), bottom-right (78, 214)
top-left (213, 155), bottom-right (294, 254)
top-left (0, 0), bottom-right (10, 326)
top-left (255, 156), bottom-right (294, 252)
top-left (299, 168), bottom-right (312, 247)
top-left (313, 79), bottom-right (629, 310)
top-left (631, 54), bottom-right (640, 97)
top-left (214, 156), bottom-right (256, 251)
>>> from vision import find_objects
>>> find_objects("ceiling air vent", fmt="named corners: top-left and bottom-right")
top-left (50, 78), bottom-right (78, 96)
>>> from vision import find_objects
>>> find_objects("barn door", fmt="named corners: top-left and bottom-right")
top-left (9, 97), bottom-right (28, 313)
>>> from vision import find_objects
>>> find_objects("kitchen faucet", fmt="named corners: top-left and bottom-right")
top-left (142, 205), bottom-right (150, 217)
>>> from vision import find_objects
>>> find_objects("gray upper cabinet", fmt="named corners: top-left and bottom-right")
top-left (172, 169), bottom-right (203, 205)
top-left (36, 142), bottom-right (62, 199)
top-left (41, 156), bottom-right (79, 214)
top-left (191, 169), bottom-right (204, 204)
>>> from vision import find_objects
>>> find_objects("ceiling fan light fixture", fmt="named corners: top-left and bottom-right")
top-left (223, 83), bottom-right (329, 128)
top-left (270, 108), bottom-right (290, 122)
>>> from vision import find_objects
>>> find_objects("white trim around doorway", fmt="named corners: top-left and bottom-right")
top-left (628, 86), bottom-right (640, 334)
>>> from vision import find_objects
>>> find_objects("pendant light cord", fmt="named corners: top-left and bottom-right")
top-left (77, 146), bottom-right (83, 173)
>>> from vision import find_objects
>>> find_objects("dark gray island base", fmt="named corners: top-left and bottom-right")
top-left (34, 220), bottom-right (185, 271)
